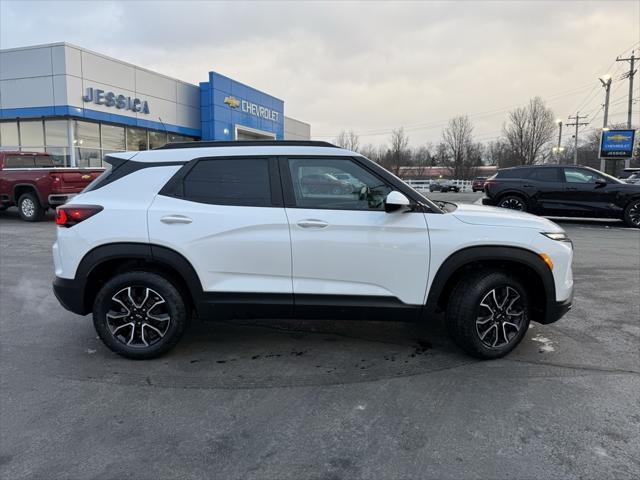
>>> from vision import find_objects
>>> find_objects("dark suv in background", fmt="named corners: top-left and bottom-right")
top-left (483, 165), bottom-right (640, 228)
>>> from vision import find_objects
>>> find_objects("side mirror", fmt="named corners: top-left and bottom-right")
top-left (595, 178), bottom-right (607, 188)
top-left (385, 191), bottom-right (411, 213)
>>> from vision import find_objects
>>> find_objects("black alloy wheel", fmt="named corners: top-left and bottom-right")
top-left (623, 199), bottom-right (640, 228)
top-left (498, 195), bottom-right (527, 212)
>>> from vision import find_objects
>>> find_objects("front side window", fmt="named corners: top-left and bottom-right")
top-left (4, 155), bottom-right (35, 168)
top-left (287, 158), bottom-right (392, 210)
top-left (182, 158), bottom-right (271, 207)
top-left (564, 168), bottom-right (605, 184)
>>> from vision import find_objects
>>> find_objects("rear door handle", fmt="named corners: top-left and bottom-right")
top-left (297, 219), bottom-right (329, 229)
top-left (161, 215), bottom-right (192, 224)
top-left (566, 187), bottom-right (578, 191)
top-left (523, 184), bottom-right (534, 188)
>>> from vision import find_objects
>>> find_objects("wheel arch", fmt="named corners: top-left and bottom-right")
top-left (13, 183), bottom-right (42, 205)
top-left (76, 243), bottom-right (204, 316)
top-left (425, 246), bottom-right (555, 323)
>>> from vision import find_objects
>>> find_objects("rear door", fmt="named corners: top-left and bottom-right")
top-left (524, 167), bottom-right (565, 214)
top-left (148, 157), bottom-right (293, 300)
top-left (281, 156), bottom-right (430, 309)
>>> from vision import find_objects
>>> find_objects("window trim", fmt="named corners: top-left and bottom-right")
top-left (159, 155), bottom-right (283, 208)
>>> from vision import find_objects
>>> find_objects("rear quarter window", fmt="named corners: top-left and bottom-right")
top-left (4, 156), bottom-right (36, 168)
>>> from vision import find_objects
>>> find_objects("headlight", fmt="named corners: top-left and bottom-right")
top-left (541, 232), bottom-right (572, 244)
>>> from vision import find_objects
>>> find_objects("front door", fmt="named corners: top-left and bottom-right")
top-left (560, 167), bottom-right (617, 216)
top-left (281, 156), bottom-right (430, 309)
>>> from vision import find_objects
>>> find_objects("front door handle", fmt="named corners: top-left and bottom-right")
top-left (297, 219), bottom-right (329, 229)
top-left (161, 215), bottom-right (193, 224)
top-left (566, 187), bottom-right (578, 191)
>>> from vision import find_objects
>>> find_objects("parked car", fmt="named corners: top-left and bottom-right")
top-left (483, 165), bottom-right (640, 228)
top-left (53, 140), bottom-right (573, 360)
top-left (472, 176), bottom-right (487, 192)
top-left (429, 180), bottom-right (460, 192)
top-left (619, 168), bottom-right (640, 185)
top-left (0, 151), bottom-right (103, 221)
top-left (300, 173), bottom-right (352, 195)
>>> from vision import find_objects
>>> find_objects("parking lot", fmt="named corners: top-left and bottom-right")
top-left (1, 195), bottom-right (639, 479)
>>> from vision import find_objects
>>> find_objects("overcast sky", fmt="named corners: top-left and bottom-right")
top-left (1, 0), bottom-right (638, 147)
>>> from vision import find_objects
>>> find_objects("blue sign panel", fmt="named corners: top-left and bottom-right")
top-left (600, 129), bottom-right (636, 159)
top-left (200, 72), bottom-right (284, 141)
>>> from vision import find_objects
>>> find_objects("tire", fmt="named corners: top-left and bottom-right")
top-left (623, 198), bottom-right (640, 228)
top-left (446, 270), bottom-right (530, 359)
top-left (93, 271), bottom-right (189, 359)
top-left (498, 194), bottom-right (528, 212)
top-left (17, 192), bottom-right (44, 222)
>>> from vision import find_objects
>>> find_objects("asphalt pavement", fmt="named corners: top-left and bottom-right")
top-left (1, 197), bottom-right (639, 480)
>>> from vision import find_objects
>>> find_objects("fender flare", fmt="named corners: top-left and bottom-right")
top-left (74, 242), bottom-right (204, 314)
top-left (13, 183), bottom-right (43, 205)
top-left (424, 245), bottom-right (556, 321)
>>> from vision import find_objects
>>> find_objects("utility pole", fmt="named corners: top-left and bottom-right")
top-left (566, 113), bottom-right (589, 165)
top-left (617, 50), bottom-right (637, 168)
top-left (552, 119), bottom-right (563, 163)
top-left (599, 75), bottom-right (612, 171)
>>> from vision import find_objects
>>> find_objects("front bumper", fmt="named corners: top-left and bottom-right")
top-left (540, 290), bottom-right (573, 324)
top-left (482, 197), bottom-right (496, 206)
top-left (52, 276), bottom-right (88, 315)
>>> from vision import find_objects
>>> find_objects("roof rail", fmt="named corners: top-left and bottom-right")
top-left (155, 140), bottom-right (339, 150)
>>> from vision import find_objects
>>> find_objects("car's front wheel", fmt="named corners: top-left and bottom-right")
top-left (93, 271), bottom-right (189, 359)
top-left (623, 198), bottom-right (640, 228)
top-left (446, 270), bottom-right (530, 359)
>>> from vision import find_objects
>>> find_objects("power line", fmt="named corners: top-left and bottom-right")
top-left (566, 113), bottom-right (589, 164)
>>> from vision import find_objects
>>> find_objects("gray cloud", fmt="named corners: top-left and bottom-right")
top-left (1, 0), bottom-right (638, 146)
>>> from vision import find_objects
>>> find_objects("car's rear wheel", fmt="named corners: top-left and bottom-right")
top-left (446, 270), bottom-right (530, 359)
top-left (93, 271), bottom-right (189, 359)
top-left (17, 193), bottom-right (44, 221)
top-left (498, 195), bottom-right (527, 212)
top-left (623, 199), bottom-right (640, 228)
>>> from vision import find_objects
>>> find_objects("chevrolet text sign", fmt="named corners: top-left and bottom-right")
top-left (224, 95), bottom-right (279, 122)
top-left (599, 129), bottom-right (636, 159)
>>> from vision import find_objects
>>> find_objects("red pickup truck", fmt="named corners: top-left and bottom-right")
top-left (0, 151), bottom-right (104, 221)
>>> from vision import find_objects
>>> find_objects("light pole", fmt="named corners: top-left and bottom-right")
top-left (555, 119), bottom-right (563, 163)
top-left (599, 75), bottom-right (612, 172)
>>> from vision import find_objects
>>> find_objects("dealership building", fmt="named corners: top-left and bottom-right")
top-left (0, 42), bottom-right (311, 166)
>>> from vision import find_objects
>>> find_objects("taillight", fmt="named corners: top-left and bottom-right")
top-left (56, 205), bottom-right (103, 227)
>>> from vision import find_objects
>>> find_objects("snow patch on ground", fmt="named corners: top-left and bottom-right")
top-left (531, 334), bottom-right (555, 353)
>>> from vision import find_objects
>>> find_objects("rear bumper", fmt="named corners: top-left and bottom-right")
top-left (48, 193), bottom-right (76, 206)
top-left (52, 276), bottom-right (88, 315)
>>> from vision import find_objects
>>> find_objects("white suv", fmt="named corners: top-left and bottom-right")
top-left (52, 141), bottom-right (573, 360)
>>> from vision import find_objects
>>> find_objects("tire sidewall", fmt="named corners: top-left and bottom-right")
top-left (18, 193), bottom-right (43, 222)
top-left (93, 271), bottom-right (188, 359)
top-left (623, 199), bottom-right (640, 228)
top-left (498, 194), bottom-right (528, 212)
top-left (448, 272), bottom-right (530, 359)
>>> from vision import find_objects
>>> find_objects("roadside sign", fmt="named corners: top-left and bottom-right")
top-left (599, 129), bottom-right (636, 159)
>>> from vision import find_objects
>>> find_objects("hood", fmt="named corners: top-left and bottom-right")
top-left (451, 203), bottom-right (563, 231)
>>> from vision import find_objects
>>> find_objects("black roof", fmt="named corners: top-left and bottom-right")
top-left (155, 140), bottom-right (339, 150)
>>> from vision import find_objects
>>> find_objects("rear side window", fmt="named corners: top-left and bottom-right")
top-left (182, 159), bottom-right (272, 207)
top-left (497, 168), bottom-right (525, 179)
top-left (4, 155), bottom-right (35, 168)
top-left (526, 168), bottom-right (561, 182)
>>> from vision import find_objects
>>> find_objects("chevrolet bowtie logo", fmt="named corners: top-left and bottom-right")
top-left (224, 96), bottom-right (240, 108)
top-left (81, 174), bottom-right (91, 180)
top-left (608, 134), bottom-right (631, 142)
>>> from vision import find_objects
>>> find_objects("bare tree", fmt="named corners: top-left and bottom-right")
top-left (334, 130), bottom-right (360, 152)
top-left (382, 127), bottom-right (410, 175)
top-left (486, 139), bottom-right (517, 167)
top-left (359, 143), bottom-right (379, 161)
top-left (441, 115), bottom-right (477, 179)
top-left (502, 97), bottom-right (555, 165)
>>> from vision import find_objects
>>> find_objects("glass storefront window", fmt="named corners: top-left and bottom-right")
top-left (45, 146), bottom-right (70, 167)
top-left (101, 124), bottom-right (125, 151)
top-left (76, 148), bottom-right (102, 168)
top-left (126, 127), bottom-right (148, 151)
top-left (45, 120), bottom-right (68, 147)
top-left (20, 120), bottom-right (45, 149)
top-left (74, 120), bottom-right (100, 148)
top-left (0, 121), bottom-right (20, 148)
top-left (148, 131), bottom-right (167, 149)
